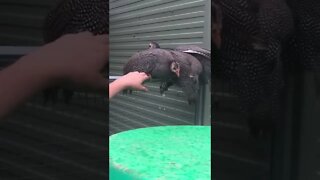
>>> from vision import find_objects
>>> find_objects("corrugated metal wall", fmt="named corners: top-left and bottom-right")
top-left (109, 0), bottom-right (211, 135)
top-left (0, 0), bottom-right (60, 45)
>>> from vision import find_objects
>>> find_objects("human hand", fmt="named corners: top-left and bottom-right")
top-left (21, 31), bottom-right (108, 89)
top-left (109, 72), bottom-right (150, 99)
top-left (120, 72), bottom-right (151, 91)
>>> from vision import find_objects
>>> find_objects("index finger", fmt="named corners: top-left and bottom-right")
top-left (141, 73), bottom-right (151, 81)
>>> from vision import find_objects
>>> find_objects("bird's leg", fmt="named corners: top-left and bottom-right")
top-left (122, 89), bottom-right (133, 95)
top-left (51, 88), bottom-right (58, 105)
top-left (160, 82), bottom-right (167, 95)
top-left (189, 75), bottom-right (199, 85)
top-left (189, 75), bottom-right (200, 94)
top-left (43, 89), bottom-right (50, 105)
top-left (160, 81), bottom-right (173, 95)
top-left (43, 88), bottom-right (59, 105)
top-left (63, 88), bottom-right (74, 104)
top-left (188, 97), bottom-right (197, 105)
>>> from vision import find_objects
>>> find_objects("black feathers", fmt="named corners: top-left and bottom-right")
top-left (214, 0), bottom-right (294, 138)
top-left (44, 0), bottom-right (108, 42)
top-left (288, 0), bottom-right (320, 70)
top-left (123, 42), bottom-right (211, 104)
top-left (174, 45), bottom-right (211, 84)
top-left (123, 48), bottom-right (181, 95)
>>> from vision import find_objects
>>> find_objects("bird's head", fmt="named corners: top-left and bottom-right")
top-left (148, 41), bottom-right (160, 49)
top-left (170, 61), bottom-right (180, 77)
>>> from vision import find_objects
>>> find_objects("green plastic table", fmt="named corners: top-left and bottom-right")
top-left (109, 125), bottom-right (211, 180)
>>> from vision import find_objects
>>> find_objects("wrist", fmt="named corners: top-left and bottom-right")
top-left (114, 77), bottom-right (129, 90)
top-left (17, 55), bottom-right (61, 88)
top-left (109, 78), bottom-right (128, 98)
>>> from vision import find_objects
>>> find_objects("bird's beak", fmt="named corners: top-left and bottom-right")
top-left (176, 69), bottom-right (180, 77)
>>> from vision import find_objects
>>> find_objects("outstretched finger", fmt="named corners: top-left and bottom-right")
top-left (138, 85), bottom-right (148, 92)
top-left (141, 72), bottom-right (151, 80)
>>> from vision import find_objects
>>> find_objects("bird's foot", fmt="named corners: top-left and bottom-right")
top-left (187, 97), bottom-right (197, 105)
top-left (122, 89), bottom-right (133, 95)
top-left (160, 82), bottom-right (171, 94)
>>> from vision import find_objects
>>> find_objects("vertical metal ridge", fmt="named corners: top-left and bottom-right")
top-left (109, 0), bottom-right (210, 134)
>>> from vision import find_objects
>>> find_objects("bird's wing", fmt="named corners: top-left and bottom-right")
top-left (172, 51), bottom-right (203, 76)
top-left (175, 45), bottom-right (211, 60)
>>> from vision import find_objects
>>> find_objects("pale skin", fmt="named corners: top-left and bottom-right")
top-left (0, 32), bottom-right (108, 120)
top-left (0, 31), bottom-right (150, 120)
top-left (109, 72), bottom-right (150, 99)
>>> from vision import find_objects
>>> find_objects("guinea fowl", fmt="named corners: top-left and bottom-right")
top-left (215, 0), bottom-right (294, 138)
top-left (123, 44), bottom-right (203, 104)
top-left (148, 42), bottom-right (210, 87)
top-left (42, 0), bottom-right (108, 104)
top-left (123, 48), bottom-right (180, 95)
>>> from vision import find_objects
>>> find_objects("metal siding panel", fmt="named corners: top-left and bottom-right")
top-left (110, 0), bottom-right (205, 21)
top-left (0, 0), bottom-right (58, 6)
top-left (0, 0), bottom-right (56, 45)
top-left (109, 0), bottom-right (210, 134)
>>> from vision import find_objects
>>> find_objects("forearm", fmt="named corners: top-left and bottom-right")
top-left (109, 72), bottom-right (149, 99)
top-left (109, 79), bottom-right (127, 99)
top-left (0, 56), bottom-right (53, 119)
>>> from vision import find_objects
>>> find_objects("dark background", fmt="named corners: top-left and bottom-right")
top-left (0, 0), bottom-right (108, 179)
top-left (212, 0), bottom-right (320, 180)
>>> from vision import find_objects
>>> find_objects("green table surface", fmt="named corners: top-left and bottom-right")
top-left (109, 125), bottom-right (211, 180)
